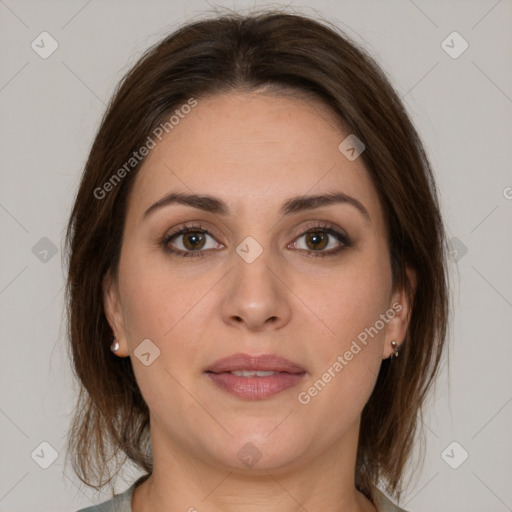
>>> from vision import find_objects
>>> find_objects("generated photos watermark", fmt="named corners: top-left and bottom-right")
top-left (298, 301), bottom-right (403, 405)
top-left (93, 97), bottom-right (198, 200)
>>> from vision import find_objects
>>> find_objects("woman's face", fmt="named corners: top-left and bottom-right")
top-left (104, 91), bottom-right (412, 472)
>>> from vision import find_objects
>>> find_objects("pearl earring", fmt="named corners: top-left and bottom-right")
top-left (110, 336), bottom-right (120, 354)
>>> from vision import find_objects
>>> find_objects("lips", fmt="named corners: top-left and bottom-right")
top-left (206, 353), bottom-right (305, 374)
top-left (205, 353), bottom-right (306, 400)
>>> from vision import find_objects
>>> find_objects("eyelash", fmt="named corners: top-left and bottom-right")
top-left (160, 221), bottom-right (352, 259)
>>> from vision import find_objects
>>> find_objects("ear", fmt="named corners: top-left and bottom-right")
top-left (382, 266), bottom-right (417, 359)
top-left (102, 271), bottom-right (130, 357)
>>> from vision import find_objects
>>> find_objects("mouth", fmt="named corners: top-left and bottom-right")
top-left (204, 353), bottom-right (306, 400)
top-left (228, 370), bottom-right (283, 377)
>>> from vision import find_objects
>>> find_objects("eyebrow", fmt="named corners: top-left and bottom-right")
top-left (143, 191), bottom-right (370, 222)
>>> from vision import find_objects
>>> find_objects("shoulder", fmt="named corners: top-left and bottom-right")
top-left (372, 487), bottom-right (410, 512)
top-left (73, 474), bottom-right (150, 512)
top-left (73, 490), bottom-right (130, 512)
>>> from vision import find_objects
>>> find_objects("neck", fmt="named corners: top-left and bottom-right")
top-left (132, 419), bottom-right (376, 512)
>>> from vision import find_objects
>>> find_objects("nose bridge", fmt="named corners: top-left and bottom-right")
top-left (232, 233), bottom-right (280, 302)
top-left (220, 232), bottom-right (292, 330)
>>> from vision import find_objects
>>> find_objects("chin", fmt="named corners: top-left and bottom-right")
top-left (200, 427), bottom-right (308, 473)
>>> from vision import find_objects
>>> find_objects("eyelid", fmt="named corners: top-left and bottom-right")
top-left (295, 220), bottom-right (348, 237)
top-left (163, 221), bottom-right (223, 244)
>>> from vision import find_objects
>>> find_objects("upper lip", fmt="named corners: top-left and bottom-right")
top-left (206, 353), bottom-right (306, 374)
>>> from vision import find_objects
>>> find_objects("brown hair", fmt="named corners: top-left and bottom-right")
top-left (64, 8), bottom-right (449, 504)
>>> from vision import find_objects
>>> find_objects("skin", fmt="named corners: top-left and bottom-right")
top-left (103, 91), bottom-right (415, 512)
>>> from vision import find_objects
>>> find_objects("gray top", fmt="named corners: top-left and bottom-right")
top-left (75, 475), bottom-right (408, 512)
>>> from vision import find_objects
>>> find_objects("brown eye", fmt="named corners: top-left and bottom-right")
top-left (161, 224), bottom-right (223, 258)
top-left (304, 232), bottom-right (329, 251)
top-left (182, 231), bottom-right (207, 250)
top-left (288, 225), bottom-right (352, 258)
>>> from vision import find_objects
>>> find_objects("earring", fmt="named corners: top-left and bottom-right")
top-left (390, 340), bottom-right (400, 361)
top-left (110, 336), bottom-right (120, 354)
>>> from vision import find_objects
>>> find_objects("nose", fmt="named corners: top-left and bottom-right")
top-left (220, 245), bottom-right (292, 332)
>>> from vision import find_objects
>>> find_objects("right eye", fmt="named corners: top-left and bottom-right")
top-left (161, 223), bottom-right (224, 258)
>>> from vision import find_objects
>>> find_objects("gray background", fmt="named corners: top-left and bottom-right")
top-left (0, 0), bottom-right (511, 511)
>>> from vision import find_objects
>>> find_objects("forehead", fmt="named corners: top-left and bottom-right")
top-left (126, 91), bottom-right (384, 228)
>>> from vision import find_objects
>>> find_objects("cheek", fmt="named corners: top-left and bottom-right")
top-left (120, 278), bottom-right (168, 337)
top-left (118, 245), bottom-right (200, 338)
top-left (117, 261), bottom-right (200, 416)
top-left (118, 250), bottom-right (211, 389)
top-left (295, 246), bottom-right (391, 402)
top-left (295, 279), bottom-right (388, 443)
top-left (304, 253), bottom-right (391, 348)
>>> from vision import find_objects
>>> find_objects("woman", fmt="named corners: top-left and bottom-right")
top-left (65, 9), bottom-right (448, 512)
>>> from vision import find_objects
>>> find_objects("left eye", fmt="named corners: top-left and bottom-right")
top-left (288, 228), bottom-right (348, 253)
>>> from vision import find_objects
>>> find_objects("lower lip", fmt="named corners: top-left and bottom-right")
top-left (206, 372), bottom-right (306, 400)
